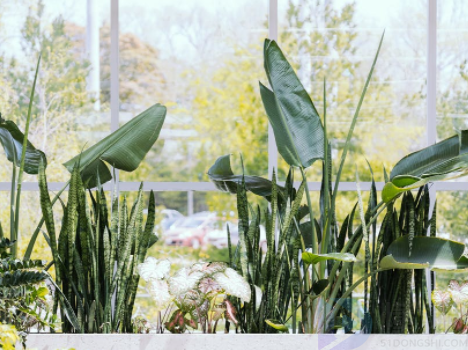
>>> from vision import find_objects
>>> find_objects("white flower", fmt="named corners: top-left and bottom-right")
top-left (253, 285), bottom-right (262, 309)
top-left (148, 279), bottom-right (172, 311)
top-left (213, 268), bottom-right (251, 303)
top-left (169, 267), bottom-right (204, 296)
top-left (137, 257), bottom-right (171, 281)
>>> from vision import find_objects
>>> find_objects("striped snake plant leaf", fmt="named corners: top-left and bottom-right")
top-left (66, 165), bottom-right (82, 299)
top-left (111, 187), bottom-right (142, 294)
top-left (48, 277), bottom-right (81, 332)
top-left (208, 154), bottom-right (284, 200)
top-left (382, 130), bottom-right (468, 203)
top-left (63, 103), bottom-right (166, 188)
top-left (139, 190), bottom-right (156, 261)
top-left (380, 236), bottom-right (468, 271)
top-left (260, 39), bottom-right (324, 168)
top-left (38, 160), bottom-right (59, 276)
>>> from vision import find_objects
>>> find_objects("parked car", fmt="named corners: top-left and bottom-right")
top-left (150, 209), bottom-right (185, 237)
top-left (164, 212), bottom-right (229, 249)
top-left (160, 209), bottom-right (185, 232)
top-left (203, 222), bottom-right (267, 251)
top-left (203, 221), bottom-right (238, 249)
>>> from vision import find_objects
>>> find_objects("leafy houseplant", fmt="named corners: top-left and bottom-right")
top-left (209, 34), bottom-right (384, 333)
top-left (37, 103), bottom-right (167, 333)
top-left (39, 165), bottom-right (158, 333)
top-left (0, 324), bottom-right (19, 350)
top-left (0, 236), bottom-right (55, 346)
top-left (138, 259), bottom-right (249, 333)
top-left (0, 40), bottom-right (167, 334)
top-left (432, 280), bottom-right (468, 333)
top-left (365, 185), bottom-right (436, 333)
top-left (209, 36), bottom-right (468, 334)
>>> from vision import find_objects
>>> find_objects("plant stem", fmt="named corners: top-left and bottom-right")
top-left (13, 53), bottom-right (41, 258)
top-left (300, 167), bottom-right (317, 332)
top-left (10, 161), bottom-right (16, 249)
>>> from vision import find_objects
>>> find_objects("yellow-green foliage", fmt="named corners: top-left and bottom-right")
top-left (0, 324), bottom-right (19, 350)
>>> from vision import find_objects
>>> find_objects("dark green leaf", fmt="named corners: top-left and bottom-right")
top-left (0, 118), bottom-right (46, 174)
top-left (261, 39), bottom-right (324, 168)
top-left (64, 103), bottom-right (166, 188)
top-left (208, 154), bottom-right (283, 200)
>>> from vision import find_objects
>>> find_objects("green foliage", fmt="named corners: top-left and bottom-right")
top-left (39, 160), bottom-right (158, 332)
top-left (0, 238), bottom-right (56, 346)
top-left (226, 171), bottom-right (305, 333)
top-left (0, 324), bottom-right (19, 350)
top-left (371, 187), bottom-right (436, 333)
top-left (382, 130), bottom-right (468, 203)
top-left (208, 154), bottom-right (283, 200)
top-left (210, 29), bottom-right (385, 333)
top-left (260, 38), bottom-right (324, 168)
top-left (63, 103), bottom-right (166, 188)
top-left (432, 280), bottom-right (468, 333)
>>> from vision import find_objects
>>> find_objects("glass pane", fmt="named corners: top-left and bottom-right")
top-left (437, 1), bottom-right (468, 141)
top-left (277, 0), bottom-right (427, 182)
top-left (0, 1), bottom-right (111, 182)
top-left (119, 0), bottom-right (269, 183)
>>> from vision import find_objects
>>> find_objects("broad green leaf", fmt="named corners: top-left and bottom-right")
top-left (208, 154), bottom-right (284, 200)
top-left (64, 103), bottom-right (166, 188)
top-left (265, 319), bottom-right (288, 332)
top-left (0, 118), bottom-right (46, 174)
top-left (380, 236), bottom-right (468, 271)
top-left (379, 255), bottom-right (429, 270)
top-left (382, 131), bottom-right (468, 202)
top-left (261, 39), bottom-right (324, 168)
top-left (448, 280), bottom-right (468, 307)
top-left (431, 290), bottom-right (453, 315)
top-left (302, 252), bottom-right (356, 265)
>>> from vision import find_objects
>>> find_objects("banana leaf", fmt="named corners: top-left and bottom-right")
top-left (382, 130), bottom-right (468, 203)
top-left (260, 39), bottom-right (324, 168)
top-left (0, 117), bottom-right (46, 174)
top-left (64, 103), bottom-right (166, 188)
top-left (207, 154), bottom-right (284, 200)
top-left (380, 236), bottom-right (468, 271)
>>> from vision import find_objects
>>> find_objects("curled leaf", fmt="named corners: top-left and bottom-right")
top-left (265, 319), bottom-right (288, 333)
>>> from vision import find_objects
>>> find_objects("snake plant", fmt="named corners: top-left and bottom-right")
top-left (39, 160), bottom-right (158, 333)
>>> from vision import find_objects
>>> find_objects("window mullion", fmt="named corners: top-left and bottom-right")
top-left (268, 0), bottom-right (278, 178)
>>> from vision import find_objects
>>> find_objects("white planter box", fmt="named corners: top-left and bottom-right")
top-left (25, 334), bottom-right (468, 350)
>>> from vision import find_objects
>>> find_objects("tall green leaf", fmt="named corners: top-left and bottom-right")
top-left (64, 103), bottom-right (166, 188)
top-left (260, 39), bottom-right (324, 168)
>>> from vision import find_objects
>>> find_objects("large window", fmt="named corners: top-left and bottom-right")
top-left (0, 0), bottom-right (466, 268)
